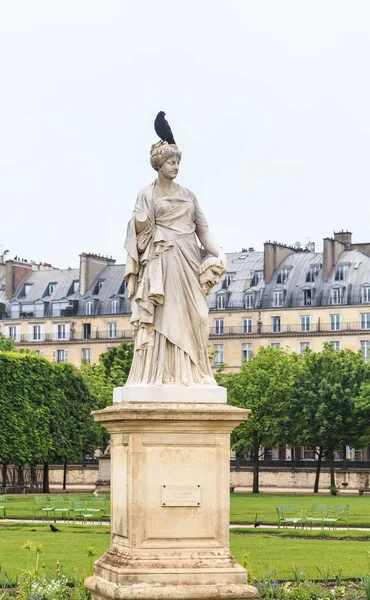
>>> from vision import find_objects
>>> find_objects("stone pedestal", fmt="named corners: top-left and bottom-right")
top-left (85, 387), bottom-right (257, 600)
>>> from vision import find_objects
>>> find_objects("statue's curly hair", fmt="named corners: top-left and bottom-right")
top-left (150, 141), bottom-right (182, 171)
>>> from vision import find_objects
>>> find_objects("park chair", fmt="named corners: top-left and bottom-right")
top-left (0, 498), bottom-right (7, 519)
top-left (305, 504), bottom-right (329, 529)
top-left (331, 504), bottom-right (349, 528)
top-left (276, 505), bottom-right (303, 529)
top-left (70, 499), bottom-right (93, 524)
top-left (50, 498), bottom-right (71, 521)
top-left (85, 497), bottom-right (109, 524)
top-left (33, 496), bottom-right (53, 521)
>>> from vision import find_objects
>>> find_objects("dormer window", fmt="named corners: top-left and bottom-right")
top-left (251, 272), bottom-right (259, 287)
top-left (216, 292), bottom-right (226, 310)
top-left (24, 284), bottom-right (32, 296)
top-left (111, 299), bottom-right (120, 314)
top-left (306, 264), bottom-right (321, 283)
top-left (93, 280), bottom-right (105, 295)
top-left (303, 289), bottom-right (315, 306)
top-left (276, 268), bottom-right (289, 284)
top-left (335, 264), bottom-right (349, 281)
top-left (73, 280), bottom-right (79, 293)
top-left (272, 290), bottom-right (284, 308)
top-left (331, 287), bottom-right (343, 305)
top-left (362, 286), bottom-right (370, 304)
top-left (244, 292), bottom-right (254, 309)
top-left (48, 282), bottom-right (56, 295)
top-left (225, 273), bottom-right (232, 287)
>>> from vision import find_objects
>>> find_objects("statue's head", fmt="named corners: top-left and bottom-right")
top-left (150, 141), bottom-right (182, 179)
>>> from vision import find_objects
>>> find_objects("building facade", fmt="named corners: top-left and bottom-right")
top-left (1, 231), bottom-right (370, 370)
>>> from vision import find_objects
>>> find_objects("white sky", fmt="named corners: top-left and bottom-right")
top-left (1, 1), bottom-right (370, 268)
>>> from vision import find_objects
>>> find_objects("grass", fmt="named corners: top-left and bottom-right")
top-left (1, 524), bottom-right (370, 583)
top-left (0, 523), bottom-right (110, 584)
top-left (230, 493), bottom-right (370, 526)
top-left (230, 532), bottom-right (370, 580)
top-left (231, 527), bottom-right (370, 540)
top-left (2, 492), bottom-right (370, 526)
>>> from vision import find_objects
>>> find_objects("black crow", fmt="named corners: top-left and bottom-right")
top-left (49, 523), bottom-right (61, 532)
top-left (154, 111), bottom-right (176, 145)
top-left (254, 514), bottom-right (261, 528)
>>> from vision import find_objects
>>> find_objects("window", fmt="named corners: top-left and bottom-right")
top-left (271, 316), bottom-right (281, 333)
top-left (54, 349), bottom-right (68, 363)
top-left (300, 315), bottom-right (311, 332)
top-left (57, 324), bottom-right (66, 340)
top-left (214, 319), bottom-right (224, 335)
top-left (303, 289), bottom-right (315, 306)
top-left (214, 344), bottom-right (224, 366)
top-left (85, 301), bottom-right (93, 315)
top-left (83, 323), bottom-right (91, 339)
top-left (24, 284), bottom-right (32, 296)
top-left (271, 342), bottom-right (281, 349)
top-left (330, 341), bottom-right (340, 350)
top-left (272, 290), bottom-right (284, 307)
top-left (331, 288), bottom-right (343, 305)
top-left (82, 348), bottom-right (91, 363)
top-left (335, 264), bottom-right (349, 281)
top-left (108, 322), bottom-right (117, 338)
top-left (35, 350), bottom-right (44, 356)
top-left (306, 265), bottom-right (321, 283)
top-left (242, 318), bottom-right (252, 334)
top-left (361, 313), bottom-right (370, 330)
top-left (330, 314), bottom-right (340, 331)
top-left (111, 300), bottom-right (119, 314)
top-left (361, 341), bottom-right (370, 363)
top-left (276, 268), bottom-right (289, 284)
top-left (251, 272), bottom-right (260, 287)
top-left (362, 287), bottom-right (370, 304)
top-left (216, 294), bottom-right (226, 310)
top-left (242, 343), bottom-right (252, 362)
top-left (300, 341), bottom-right (310, 354)
top-left (244, 293), bottom-right (254, 309)
top-left (33, 326), bottom-right (41, 341)
top-left (48, 283), bottom-right (56, 295)
top-left (8, 326), bottom-right (17, 339)
top-left (225, 274), bottom-right (232, 287)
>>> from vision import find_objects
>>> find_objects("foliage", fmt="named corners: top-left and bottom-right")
top-left (218, 346), bottom-right (298, 492)
top-left (0, 352), bottom-right (98, 474)
top-left (80, 343), bottom-right (133, 449)
top-left (287, 345), bottom-right (370, 493)
top-left (0, 335), bottom-right (15, 351)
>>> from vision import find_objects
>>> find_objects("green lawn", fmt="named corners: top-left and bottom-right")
top-left (1, 493), bottom-right (110, 520)
top-left (230, 493), bottom-right (370, 526)
top-left (230, 532), bottom-right (370, 580)
top-left (0, 523), bottom-right (110, 583)
top-left (2, 492), bottom-right (370, 527)
top-left (1, 523), bottom-right (370, 583)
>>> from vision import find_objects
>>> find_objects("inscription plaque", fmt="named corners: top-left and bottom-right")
top-left (161, 484), bottom-right (201, 507)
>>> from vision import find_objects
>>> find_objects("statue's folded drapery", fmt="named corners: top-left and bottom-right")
top-left (124, 182), bottom-right (216, 386)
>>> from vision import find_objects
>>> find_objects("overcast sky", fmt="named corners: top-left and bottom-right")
top-left (1, 1), bottom-right (370, 268)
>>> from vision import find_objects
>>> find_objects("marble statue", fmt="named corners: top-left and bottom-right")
top-left (124, 140), bottom-right (227, 386)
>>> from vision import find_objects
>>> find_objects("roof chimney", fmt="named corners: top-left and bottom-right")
top-left (79, 252), bottom-right (116, 296)
top-left (263, 242), bottom-right (293, 284)
top-left (334, 230), bottom-right (352, 250)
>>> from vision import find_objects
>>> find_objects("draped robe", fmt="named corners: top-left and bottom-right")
top-left (124, 181), bottom-right (216, 386)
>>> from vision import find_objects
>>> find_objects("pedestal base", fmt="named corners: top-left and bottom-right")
top-left (86, 576), bottom-right (257, 599)
top-left (86, 390), bottom-right (257, 600)
top-left (113, 384), bottom-right (227, 404)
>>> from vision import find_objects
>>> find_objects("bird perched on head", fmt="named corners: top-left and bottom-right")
top-left (154, 111), bottom-right (176, 145)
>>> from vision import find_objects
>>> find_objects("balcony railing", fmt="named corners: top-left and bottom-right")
top-left (6, 330), bottom-right (134, 344)
top-left (209, 322), bottom-right (370, 336)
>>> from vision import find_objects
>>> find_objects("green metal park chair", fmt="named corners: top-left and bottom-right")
top-left (85, 496), bottom-right (109, 524)
top-left (0, 498), bottom-right (7, 519)
top-left (276, 505), bottom-right (303, 529)
top-left (326, 504), bottom-right (349, 529)
top-left (50, 498), bottom-right (71, 521)
top-left (33, 496), bottom-right (54, 521)
top-left (69, 499), bottom-right (93, 524)
top-left (305, 504), bottom-right (329, 529)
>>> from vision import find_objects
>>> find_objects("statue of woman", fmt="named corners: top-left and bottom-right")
top-left (124, 141), bottom-right (226, 386)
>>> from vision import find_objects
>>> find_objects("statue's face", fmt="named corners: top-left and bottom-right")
top-left (160, 156), bottom-right (180, 180)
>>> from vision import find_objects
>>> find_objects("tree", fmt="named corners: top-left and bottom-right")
top-left (288, 344), bottom-right (370, 494)
top-left (218, 346), bottom-right (297, 493)
top-left (0, 335), bottom-right (15, 351)
top-left (80, 343), bottom-right (133, 450)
